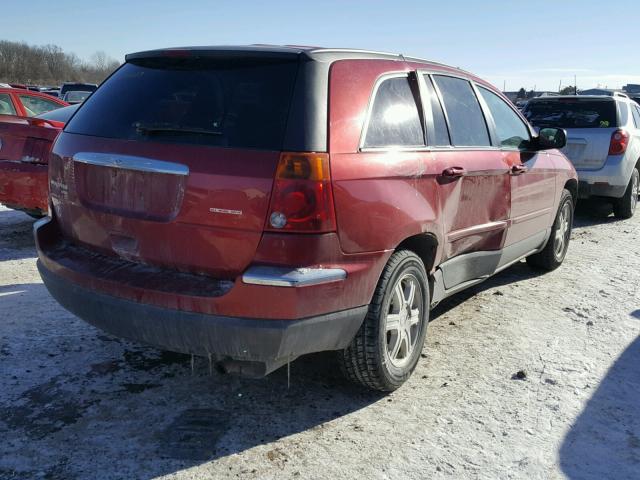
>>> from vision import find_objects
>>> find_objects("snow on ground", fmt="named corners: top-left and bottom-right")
top-left (0, 204), bottom-right (638, 479)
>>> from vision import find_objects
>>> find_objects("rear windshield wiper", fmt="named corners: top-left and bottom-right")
top-left (135, 123), bottom-right (223, 137)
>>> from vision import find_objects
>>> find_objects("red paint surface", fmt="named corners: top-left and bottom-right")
top-left (0, 88), bottom-right (67, 117)
top-left (0, 114), bottom-right (64, 214)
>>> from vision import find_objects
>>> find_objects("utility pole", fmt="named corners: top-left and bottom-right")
top-left (574, 75), bottom-right (577, 95)
top-left (559, 79), bottom-right (562, 92)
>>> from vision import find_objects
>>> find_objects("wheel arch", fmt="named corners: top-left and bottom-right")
top-left (564, 178), bottom-right (578, 206)
top-left (395, 233), bottom-right (439, 274)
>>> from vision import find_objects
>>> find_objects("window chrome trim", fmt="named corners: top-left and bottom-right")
top-left (242, 266), bottom-right (347, 287)
top-left (73, 152), bottom-right (189, 176)
top-left (360, 145), bottom-right (501, 153)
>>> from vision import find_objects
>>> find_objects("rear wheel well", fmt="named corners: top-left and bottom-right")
top-left (564, 178), bottom-right (578, 205)
top-left (395, 234), bottom-right (438, 273)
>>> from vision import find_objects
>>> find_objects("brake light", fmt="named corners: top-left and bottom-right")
top-left (266, 152), bottom-right (336, 232)
top-left (609, 129), bottom-right (629, 155)
top-left (31, 119), bottom-right (57, 129)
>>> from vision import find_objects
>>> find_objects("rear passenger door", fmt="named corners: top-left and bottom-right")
top-left (419, 73), bottom-right (510, 288)
top-left (477, 86), bottom-right (556, 252)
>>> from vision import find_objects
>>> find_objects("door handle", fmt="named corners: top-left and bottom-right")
top-left (511, 164), bottom-right (528, 175)
top-left (442, 166), bottom-right (467, 178)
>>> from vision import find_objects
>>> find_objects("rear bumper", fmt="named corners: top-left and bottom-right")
top-left (576, 155), bottom-right (635, 199)
top-left (0, 160), bottom-right (48, 214)
top-left (39, 260), bottom-right (367, 376)
top-left (578, 181), bottom-right (626, 199)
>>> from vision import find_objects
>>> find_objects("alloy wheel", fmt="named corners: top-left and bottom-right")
top-left (554, 201), bottom-right (572, 260)
top-left (384, 273), bottom-right (423, 368)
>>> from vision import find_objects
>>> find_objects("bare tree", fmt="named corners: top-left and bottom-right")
top-left (0, 40), bottom-right (120, 86)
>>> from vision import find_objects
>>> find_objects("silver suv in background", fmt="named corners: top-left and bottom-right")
top-left (524, 95), bottom-right (639, 218)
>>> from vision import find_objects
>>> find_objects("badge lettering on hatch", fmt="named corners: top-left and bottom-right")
top-left (209, 207), bottom-right (242, 216)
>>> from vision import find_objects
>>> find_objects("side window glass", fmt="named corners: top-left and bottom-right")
top-left (478, 87), bottom-right (530, 149)
top-left (363, 76), bottom-right (424, 148)
top-left (618, 101), bottom-right (629, 126)
top-left (632, 105), bottom-right (640, 128)
top-left (433, 75), bottom-right (490, 147)
top-left (422, 75), bottom-right (450, 146)
top-left (18, 95), bottom-right (61, 117)
top-left (0, 94), bottom-right (17, 115)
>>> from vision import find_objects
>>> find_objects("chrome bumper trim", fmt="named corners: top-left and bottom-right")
top-left (242, 266), bottom-right (347, 287)
top-left (73, 152), bottom-right (189, 176)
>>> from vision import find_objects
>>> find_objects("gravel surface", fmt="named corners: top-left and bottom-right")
top-left (0, 204), bottom-right (638, 480)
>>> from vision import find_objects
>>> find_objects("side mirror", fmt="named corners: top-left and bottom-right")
top-left (535, 127), bottom-right (567, 150)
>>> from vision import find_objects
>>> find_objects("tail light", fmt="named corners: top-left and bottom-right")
top-left (266, 152), bottom-right (336, 232)
top-left (609, 129), bottom-right (629, 155)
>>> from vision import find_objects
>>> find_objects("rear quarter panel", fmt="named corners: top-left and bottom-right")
top-left (328, 59), bottom-right (445, 269)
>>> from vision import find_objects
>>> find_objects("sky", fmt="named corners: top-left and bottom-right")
top-left (3, 0), bottom-right (639, 91)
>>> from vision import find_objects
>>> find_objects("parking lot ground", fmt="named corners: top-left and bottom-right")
top-left (0, 204), bottom-right (638, 480)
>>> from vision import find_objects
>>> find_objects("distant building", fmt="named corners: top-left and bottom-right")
top-left (623, 84), bottom-right (640, 94)
top-left (502, 90), bottom-right (559, 101)
top-left (579, 88), bottom-right (617, 96)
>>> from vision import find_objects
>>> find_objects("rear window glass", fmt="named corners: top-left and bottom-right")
top-left (524, 100), bottom-right (617, 128)
top-left (60, 84), bottom-right (97, 95)
top-left (65, 58), bottom-right (299, 150)
top-left (19, 94), bottom-right (63, 117)
top-left (363, 76), bottom-right (424, 148)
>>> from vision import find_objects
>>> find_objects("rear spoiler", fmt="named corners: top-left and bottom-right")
top-left (125, 46), bottom-right (304, 63)
top-left (0, 114), bottom-right (59, 129)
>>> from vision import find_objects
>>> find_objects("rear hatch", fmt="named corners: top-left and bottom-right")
top-left (49, 53), bottom-right (300, 279)
top-left (524, 97), bottom-right (618, 170)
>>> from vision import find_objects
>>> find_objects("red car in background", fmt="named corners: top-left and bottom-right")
top-left (0, 105), bottom-right (77, 216)
top-left (0, 87), bottom-right (68, 117)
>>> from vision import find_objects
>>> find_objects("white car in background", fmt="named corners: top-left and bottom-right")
top-left (524, 95), bottom-right (640, 218)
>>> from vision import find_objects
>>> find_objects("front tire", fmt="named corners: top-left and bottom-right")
top-left (613, 167), bottom-right (639, 219)
top-left (339, 250), bottom-right (429, 391)
top-left (526, 189), bottom-right (574, 271)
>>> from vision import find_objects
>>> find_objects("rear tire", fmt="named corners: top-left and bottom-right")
top-left (339, 250), bottom-right (429, 392)
top-left (526, 189), bottom-right (574, 271)
top-left (613, 168), bottom-right (639, 219)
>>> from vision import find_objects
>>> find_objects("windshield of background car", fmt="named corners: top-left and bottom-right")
top-left (64, 57), bottom-right (299, 150)
top-left (523, 99), bottom-right (617, 128)
top-left (65, 91), bottom-right (91, 103)
top-left (60, 84), bottom-right (97, 95)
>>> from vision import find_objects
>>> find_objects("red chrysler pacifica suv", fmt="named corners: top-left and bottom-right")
top-left (35, 46), bottom-right (577, 391)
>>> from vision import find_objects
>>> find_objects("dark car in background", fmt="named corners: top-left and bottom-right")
top-left (59, 82), bottom-right (97, 100)
top-left (62, 90), bottom-right (92, 104)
